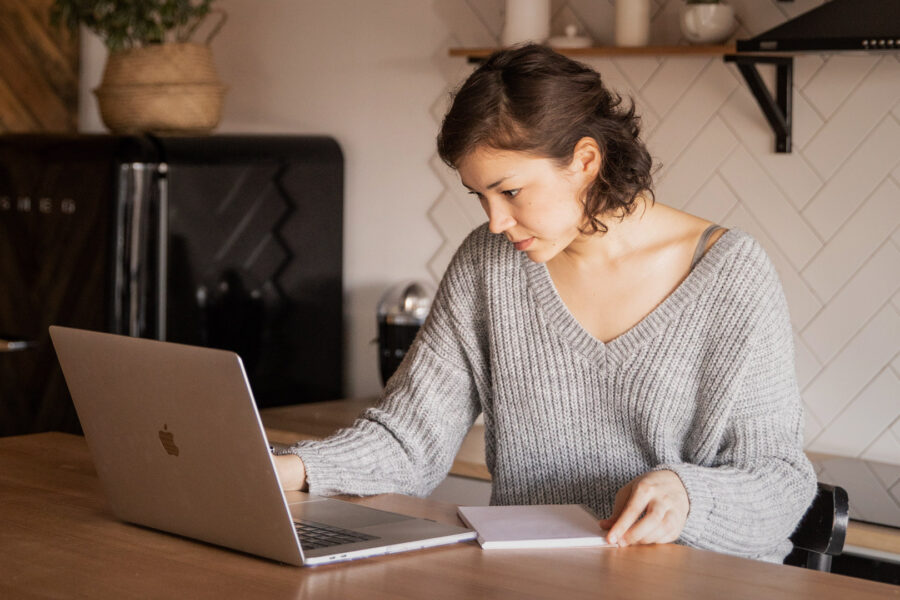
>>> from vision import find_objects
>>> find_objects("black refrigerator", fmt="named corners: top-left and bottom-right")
top-left (0, 134), bottom-right (344, 436)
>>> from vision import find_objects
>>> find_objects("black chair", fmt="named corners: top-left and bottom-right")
top-left (786, 482), bottom-right (849, 571)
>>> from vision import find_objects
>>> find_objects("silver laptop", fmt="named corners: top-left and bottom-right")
top-left (49, 326), bottom-right (475, 566)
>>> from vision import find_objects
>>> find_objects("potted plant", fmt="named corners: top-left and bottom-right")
top-left (51, 0), bottom-right (228, 134)
top-left (679, 0), bottom-right (737, 44)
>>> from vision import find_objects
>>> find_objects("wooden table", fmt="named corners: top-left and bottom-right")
top-left (2, 433), bottom-right (896, 599)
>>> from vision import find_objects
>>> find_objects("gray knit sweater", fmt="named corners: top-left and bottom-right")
top-left (288, 224), bottom-right (817, 564)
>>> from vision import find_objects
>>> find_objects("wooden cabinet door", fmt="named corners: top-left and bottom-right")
top-left (0, 1), bottom-right (78, 133)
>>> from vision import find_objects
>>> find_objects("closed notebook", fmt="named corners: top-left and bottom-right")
top-left (457, 504), bottom-right (614, 549)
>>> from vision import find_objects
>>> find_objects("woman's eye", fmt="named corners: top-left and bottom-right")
top-left (468, 191), bottom-right (485, 202)
top-left (502, 189), bottom-right (520, 198)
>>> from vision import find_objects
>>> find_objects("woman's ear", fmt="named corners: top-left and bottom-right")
top-left (569, 137), bottom-right (602, 180)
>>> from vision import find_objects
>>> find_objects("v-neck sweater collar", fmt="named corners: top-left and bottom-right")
top-left (522, 228), bottom-right (743, 365)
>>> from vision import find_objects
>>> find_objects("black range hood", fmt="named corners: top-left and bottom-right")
top-left (727, 0), bottom-right (900, 153)
top-left (738, 0), bottom-right (900, 52)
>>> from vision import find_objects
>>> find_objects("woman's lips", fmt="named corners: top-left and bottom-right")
top-left (513, 237), bottom-right (534, 251)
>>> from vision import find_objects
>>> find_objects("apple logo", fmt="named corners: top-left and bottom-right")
top-left (158, 424), bottom-right (180, 456)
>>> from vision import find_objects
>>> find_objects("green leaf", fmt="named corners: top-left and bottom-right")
top-left (49, 0), bottom-right (222, 49)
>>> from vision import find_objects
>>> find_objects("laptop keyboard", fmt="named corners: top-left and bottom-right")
top-left (294, 520), bottom-right (379, 550)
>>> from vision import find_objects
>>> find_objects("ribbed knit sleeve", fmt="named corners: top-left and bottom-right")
top-left (657, 245), bottom-right (817, 562)
top-left (284, 230), bottom-right (487, 497)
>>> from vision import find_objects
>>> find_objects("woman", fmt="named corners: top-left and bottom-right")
top-left (274, 44), bottom-right (816, 563)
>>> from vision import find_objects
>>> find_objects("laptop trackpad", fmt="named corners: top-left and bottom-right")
top-left (288, 497), bottom-right (413, 529)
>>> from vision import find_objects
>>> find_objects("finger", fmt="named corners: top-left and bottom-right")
top-left (605, 482), bottom-right (632, 522)
top-left (607, 490), bottom-right (650, 546)
top-left (600, 483), bottom-right (633, 536)
top-left (621, 504), bottom-right (666, 546)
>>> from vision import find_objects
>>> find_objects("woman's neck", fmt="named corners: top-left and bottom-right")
top-left (554, 196), bottom-right (660, 272)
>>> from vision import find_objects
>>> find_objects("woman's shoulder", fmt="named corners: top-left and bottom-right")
top-left (446, 223), bottom-right (516, 275)
top-left (697, 227), bottom-right (791, 329)
top-left (460, 222), bottom-right (507, 253)
top-left (709, 227), bottom-right (780, 286)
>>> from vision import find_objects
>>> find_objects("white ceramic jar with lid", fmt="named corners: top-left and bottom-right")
top-left (615, 0), bottom-right (651, 47)
top-left (502, 0), bottom-right (551, 46)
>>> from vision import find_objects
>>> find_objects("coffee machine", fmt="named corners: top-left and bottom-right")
top-left (376, 280), bottom-right (435, 386)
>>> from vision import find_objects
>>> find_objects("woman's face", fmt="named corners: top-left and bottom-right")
top-left (456, 145), bottom-right (595, 264)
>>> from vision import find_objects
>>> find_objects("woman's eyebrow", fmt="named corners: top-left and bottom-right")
top-left (461, 176), bottom-right (511, 191)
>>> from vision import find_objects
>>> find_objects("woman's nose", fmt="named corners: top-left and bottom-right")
top-left (485, 199), bottom-right (515, 234)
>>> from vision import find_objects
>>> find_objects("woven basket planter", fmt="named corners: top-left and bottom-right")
top-left (95, 43), bottom-right (227, 135)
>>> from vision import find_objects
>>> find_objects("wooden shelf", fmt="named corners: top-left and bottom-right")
top-left (449, 44), bottom-right (737, 61)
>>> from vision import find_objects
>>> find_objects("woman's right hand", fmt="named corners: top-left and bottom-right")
top-left (273, 453), bottom-right (308, 491)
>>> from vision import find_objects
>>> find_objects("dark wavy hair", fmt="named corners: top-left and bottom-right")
top-left (437, 44), bottom-right (656, 234)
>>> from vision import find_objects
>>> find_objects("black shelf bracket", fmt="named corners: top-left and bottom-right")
top-left (723, 54), bottom-right (794, 153)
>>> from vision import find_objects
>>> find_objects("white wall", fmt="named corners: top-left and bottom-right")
top-left (79, 1), bottom-right (900, 474)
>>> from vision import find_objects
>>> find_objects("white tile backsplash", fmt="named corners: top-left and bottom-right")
top-left (862, 430), bottom-right (900, 473)
top-left (464, 0), bottom-right (504, 38)
top-left (791, 92), bottom-right (825, 158)
top-left (647, 0), bottom-right (685, 45)
top-left (816, 459), bottom-right (900, 524)
top-left (809, 369), bottom-right (900, 457)
top-left (683, 174), bottom-right (739, 225)
top-left (427, 240), bottom-right (457, 284)
top-left (801, 178), bottom-right (900, 303)
top-left (803, 307), bottom-right (900, 427)
top-left (803, 404), bottom-right (823, 447)
top-left (614, 57), bottom-right (661, 92)
top-left (802, 55), bottom-right (878, 120)
top-left (801, 242), bottom-right (900, 364)
top-left (428, 156), bottom-right (485, 229)
top-left (720, 146), bottom-right (821, 271)
top-left (777, 0), bottom-right (826, 20)
top-left (892, 152), bottom-right (900, 185)
top-left (729, 0), bottom-right (787, 36)
top-left (802, 116), bottom-right (900, 242)
top-left (803, 57), bottom-right (900, 180)
top-left (647, 60), bottom-right (738, 169)
top-left (640, 58), bottom-right (708, 121)
top-left (653, 116), bottom-right (737, 209)
top-left (433, 0), bottom-right (498, 47)
top-left (429, 191), bottom-right (478, 247)
top-left (719, 86), bottom-right (823, 210)
top-left (890, 479), bottom-right (900, 509)
top-left (566, 0), bottom-right (615, 45)
top-left (792, 53), bottom-right (825, 92)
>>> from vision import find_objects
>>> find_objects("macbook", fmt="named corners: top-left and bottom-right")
top-left (49, 326), bottom-right (475, 566)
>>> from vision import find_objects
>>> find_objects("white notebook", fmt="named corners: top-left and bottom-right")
top-left (457, 504), bottom-right (614, 549)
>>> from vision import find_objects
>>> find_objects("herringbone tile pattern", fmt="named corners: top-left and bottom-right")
top-left (428, 0), bottom-right (900, 478)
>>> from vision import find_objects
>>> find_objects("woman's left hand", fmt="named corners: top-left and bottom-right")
top-left (598, 470), bottom-right (690, 547)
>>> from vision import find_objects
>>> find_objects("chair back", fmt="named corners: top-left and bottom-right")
top-left (788, 482), bottom-right (849, 571)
